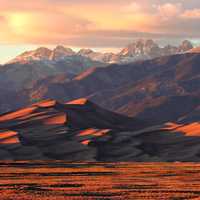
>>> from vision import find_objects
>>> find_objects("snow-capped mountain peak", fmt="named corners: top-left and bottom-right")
top-left (119, 39), bottom-right (159, 57)
top-left (8, 47), bottom-right (52, 64)
top-left (178, 40), bottom-right (193, 52)
top-left (50, 46), bottom-right (76, 60)
top-left (7, 39), bottom-right (194, 65)
top-left (7, 46), bottom-right (77, 64)
top-left (78, 48), bottom-right (94, 56)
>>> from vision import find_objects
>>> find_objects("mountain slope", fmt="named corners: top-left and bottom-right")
top-left (0, 53), bottom-right (199, 125)
top-left (0, 99), bottom-right (199, 161)
top-left (0, 55), bottom-right (103, 91)
top-left (0, 40), bottom-right (193, 92)
top-left (22, 53), bottom-right (199, 125)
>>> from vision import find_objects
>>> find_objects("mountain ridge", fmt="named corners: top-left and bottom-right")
top-left (7, 39), bottom-right (194, 65)
top-left (0, 52), bottom-right (199, 127)
top-left (25, 53), bottom-right (200, 125)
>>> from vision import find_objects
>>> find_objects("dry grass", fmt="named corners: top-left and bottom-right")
top-left (1, 162), bottom-right (200, 199)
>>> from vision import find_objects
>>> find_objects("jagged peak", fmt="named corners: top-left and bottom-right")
top-left (179, 40), bottom-right (193, 52)
top-left (35, 47), bottom-right (52, 52)
top-left (50, 45), bottom-right (76, 60)
top-left (119, 39), bottom-right (159, 57)
top-left (21, 47), bottom-right (51, 55)
top-left (180, 40), bottom-right (193, 47)
top-left (54, 45), bottom-right (74, 53)
top-left (78, 48), bottom-right (94, 55)
top-left (128, 39), bottom-right (157, 46)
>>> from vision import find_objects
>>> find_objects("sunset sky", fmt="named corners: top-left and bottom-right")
top-left (1, 0), bottom-right (200, 63)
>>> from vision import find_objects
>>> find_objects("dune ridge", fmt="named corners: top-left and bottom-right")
top-left (0, 98), bottom-right (199, 161)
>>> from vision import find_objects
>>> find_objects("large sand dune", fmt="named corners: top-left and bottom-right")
top-left (0, 99), bottom-right (199, 161)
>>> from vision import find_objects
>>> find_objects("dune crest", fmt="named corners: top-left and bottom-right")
top-left (0, 98), bottom-right (199, 161)
top-left (66, 98), bottom-right (89, 105)
top-left (0, 131), bottom-right (20, 144)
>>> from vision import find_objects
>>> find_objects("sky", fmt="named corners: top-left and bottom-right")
top-left (0, 0), bottom-right (200, 63)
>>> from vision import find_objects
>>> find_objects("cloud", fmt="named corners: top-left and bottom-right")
top-left (122, 2), bottom-right (142, 13)
top-left (157, 3), bottom-right (182, 20)
top-left (0, 15), bottom-right (5, 21)
top-left (181, 9), bottom-right (200, 19)
top-left (0, 15), bottom-right (8, 26)
top-left (0, 0), bottom-right (200, 47)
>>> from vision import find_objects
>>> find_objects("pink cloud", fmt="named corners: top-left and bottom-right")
top-left (157, 3), bottom-right (182, 20)
top-left (0, 0), bottom-right (200, 46)
top-left (182, 9), bottom-right (200, 19)
top-left (0, 15), bottom-right (6, 22)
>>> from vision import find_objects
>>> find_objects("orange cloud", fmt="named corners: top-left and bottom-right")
top-left (157, 3), bottom-right (182, 20)
top-left (181, 9), bottom-right (200, 19)
top-left (0, 0), bottom-right (200, 46)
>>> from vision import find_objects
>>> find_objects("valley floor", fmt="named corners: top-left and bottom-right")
top-left (1, 162), bottom-right (200, 199)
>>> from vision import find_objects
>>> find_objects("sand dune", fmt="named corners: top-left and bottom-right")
top-left (0, 107), bottom-right (37, 122)
top-left (66, 98), bottom-right (89, 105)
top-left (0, 131), bottom-right (19, 144)
top-left (165, 122), bottom-right (200, 136)
top-left (0, 98), bottom-right (199, 161)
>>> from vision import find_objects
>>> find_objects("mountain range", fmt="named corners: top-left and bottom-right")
top-left (8, 39), bottom-right (194, 65)
top-left (1, 52), bottom-right (103, 91)
top-left (0, 39), bottom-right (196, 92)
top-left (0, 39), bottom-right (199, 161)
top-left (13, 53), bottom-right (198, 125)
top-left (0, 52), bottom-right (199, 126)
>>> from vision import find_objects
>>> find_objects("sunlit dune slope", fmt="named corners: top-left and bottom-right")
top-left (165, 122), bottom-right (200, 136)
top-left (0, 98), bottom-right (144, 160)
top-left (0, 98), bottom-right (199, 161)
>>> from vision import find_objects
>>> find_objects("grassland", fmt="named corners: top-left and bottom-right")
top-left (1, 162), bottom-right (200, 199)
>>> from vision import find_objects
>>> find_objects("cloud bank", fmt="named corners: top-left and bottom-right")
top-left (0, 0), bottom-right (200, 47)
